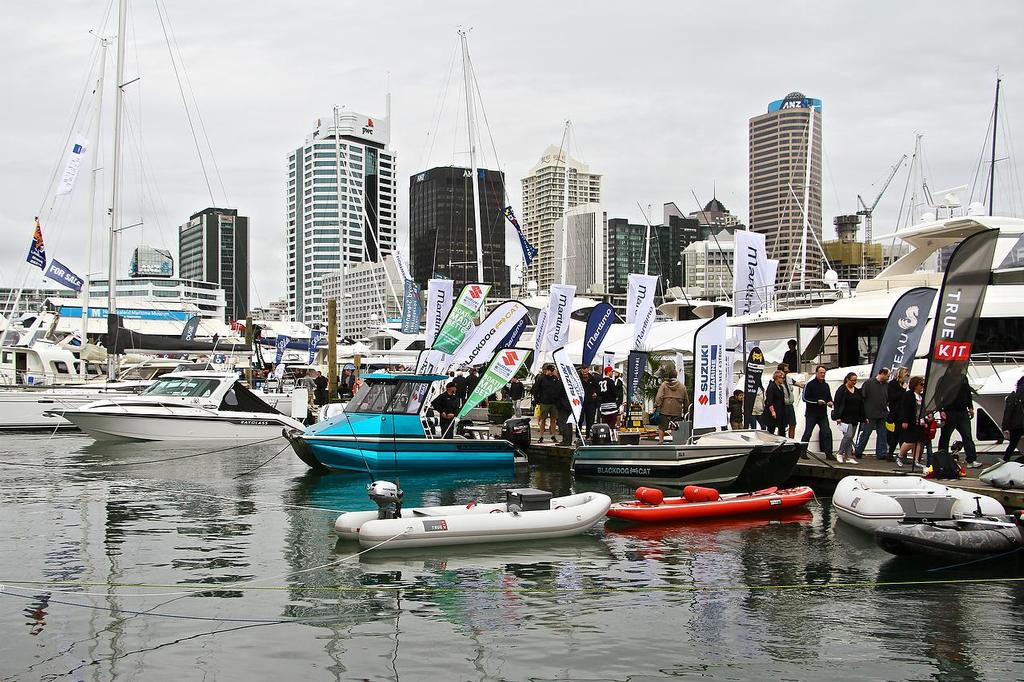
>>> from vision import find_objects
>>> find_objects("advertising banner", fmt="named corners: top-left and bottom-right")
top-left (274, 335), bottom-right (291, 365)
top-left (425, 279), bottom-right (454, 347)
top-left (626, 273), bottom-right (658, 350)
top-left (530, 306), bottom-right (549, 375)
top-left (743, 346), bottom-right (765, 427)
top-left (450, 301), bottom-right (529, 369)
top-left (733, 230), bottom-right (769, 316)
top-left (553, 346), bottom-right (585, 427)
top-left (401, 279), bottom-right (421, 334)
top-left (457, 348), bottom-right (532, 419)
top-left (308, 329), bottom-right (327, 365)
top-left (56, 136), bottom-right (88, 196)
top-left (432, 283), bottom-right (491, 354)
top-left (544, 283), bottom-right (576, 351)
top-left (693, 314), bottom-right (728, 429)
top-left (44, 259), bottom-right (84, 292)
top-left (626, 350), bottom-right (648, 407)
top-left (582, 302), bottom-right (616, 367)
top-left (180, 316), bottom-right (201, 343)
top-left (870, 287), bottom-right (937, 378)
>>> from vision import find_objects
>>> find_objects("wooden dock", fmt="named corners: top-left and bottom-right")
top-left (524, 440), bottom-right (1024, 509)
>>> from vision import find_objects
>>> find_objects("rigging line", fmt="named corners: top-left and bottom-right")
top-left (158, 0), bottom-right (229, 206)
top-left (154, 0), bottom-right (215, 208)
top-left (419, 38), bottom-right (461, 172)
top-left (968, 107), bottom-right (994, 205)
top-left (821, 146), bottom-right (844, 215)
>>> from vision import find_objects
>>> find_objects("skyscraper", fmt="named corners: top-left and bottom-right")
top-left (552, 203), bottom-right (605, 294)
top-left (748, 91), bottom-right (823, 288)
top-left (604, 218), bottom-right (694, 295)
top-left (408, 166), bottom-right (510, 297)
top-left (178, 207), bottom-right (249, 322)
top-left (286, 110), bottom-right (397, 324)
top-left (520, 145), bottom-right (601, 290)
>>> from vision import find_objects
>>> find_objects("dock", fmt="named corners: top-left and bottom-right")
top-left (524, 440), bottom-right (1024, 509)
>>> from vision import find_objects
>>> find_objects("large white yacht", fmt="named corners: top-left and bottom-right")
top-left (733, 214), bottom-right (1024, 450)
top-left (51, 370), bottom-right (305, 442)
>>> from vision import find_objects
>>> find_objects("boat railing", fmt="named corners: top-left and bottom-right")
top-left (0, 369), bottom-right (94, 388)
top-left (969, 351), bottom-right (1024, 381)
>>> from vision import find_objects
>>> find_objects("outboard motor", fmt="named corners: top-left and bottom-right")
top-left (589, 423), bottom-right (612, 445)
top-left (501, 417), bottom-right (532, 448)
top-left (367, 480), bottom-right (403, 520)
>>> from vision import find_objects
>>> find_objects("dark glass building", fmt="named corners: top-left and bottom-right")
top-left (605, 217), bottom-right (697, 294)
top-left (178, 207), bottom-right (249, 322)
top-left (409, 166), bottom-right (510, 297)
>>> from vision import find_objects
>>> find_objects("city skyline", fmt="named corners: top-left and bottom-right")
top-left (1, 1), bottom-right (1022, 308)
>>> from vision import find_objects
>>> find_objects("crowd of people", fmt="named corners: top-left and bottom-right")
top-left (529, 364), bottom-right (628, 445)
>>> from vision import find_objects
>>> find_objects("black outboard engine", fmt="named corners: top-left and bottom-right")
top-left (589, 423), bottom-right (612, 445)
top-left (501, 417), bottom-right (532, 448)
top-left (367, 480), bottom-right (403, 520)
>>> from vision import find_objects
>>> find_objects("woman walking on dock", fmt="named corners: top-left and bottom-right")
top-left (763, 370), bottom-right (788, 436)
top-left (833, 372), bottom-right (864, 464)
top-left (896, 375), bottom-right (927, 471)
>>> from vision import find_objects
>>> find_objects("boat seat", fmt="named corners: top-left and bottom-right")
top-left (894, 494), bottom-right (958, 520)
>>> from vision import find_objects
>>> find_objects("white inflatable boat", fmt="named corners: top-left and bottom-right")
top-left (833, 475), bottom-right (1005, 533)
top-left (336, 483), bottom-right (611, 549)
top-left (979, 461), bottom-right (1024, 489)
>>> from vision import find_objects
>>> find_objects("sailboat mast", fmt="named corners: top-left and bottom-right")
top-left (989, 75), bottom-right (1001, 217)
top-left (798, 105), bottom-right (815, 291)
top-left (106, 0), bottom-right (128, 380)
top-left (81, 36), bottom-right (109, 378)
top-left (333, 105), bottom-right (346, 338)
top-left (560, 121), bottom-right (570, 285)
top-left (459, 30), bottom-right (485, 283)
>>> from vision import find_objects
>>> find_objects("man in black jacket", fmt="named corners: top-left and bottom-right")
top-left (531, 365), bottom-right (561, 443)
top-left (578, 366), bottom-right (601, 434)
top-left (782, 339), bottom-right (800, 375)
top-left (854, 368), bottom-right (890, 460)
top-left (801, 365), bottom-right (834, 458)
top-left (508, 376), bottom-right (526, 416)
top-left (431, 382), bottom-right (462, 437)
top-left (937, 377), bottom-right (978, 467)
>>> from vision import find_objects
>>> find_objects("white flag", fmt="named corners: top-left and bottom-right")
top-left (56, 136), bottom-right (89, 196)
top-left (450, 301), bottom-right (529, 368)
top-left (626, 273), bottom-right (658, 350)
top-left (544, 284), bottom-right (576, 351)
top-left (733, 230), bottom-right (770, 316)
top-left (425, 279), bottom-right (454, 347)
top-left (393, 250), bottom-right (412, 283)
top-left (692, 314), bottom-right (729, 429)
top-left (553, 346), bottom-right (584, 427)
top-left (531, 306), bottom-right (549, 374)
top-left (415, 348), bottom-right (450, 375)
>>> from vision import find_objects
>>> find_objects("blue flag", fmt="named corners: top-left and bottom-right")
top-left (582, 302), bottom-right (616, 366)
top-left (26, 217), bottom-right (46, 270)
top-left (401, 280), bottom-right (421, 334)
top-left (275, 335), bottom-right (291, 365)
top-left (495, 315), bottom-right (527, 351)
top-left (503, 206), bottom-right (537, 266)
top-left (308, 330), bottom-right (327, 365)
top-left (43, 259), bottom-right (84, 292)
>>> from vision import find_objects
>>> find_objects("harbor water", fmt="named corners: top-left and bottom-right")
top-left (0, 433), bottom-right (1021, 681)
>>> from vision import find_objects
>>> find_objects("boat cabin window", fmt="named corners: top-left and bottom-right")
top-left (346, 380), bottom-right (431, 414)
top-left (52, 361), bottom-right (70, 374)
top-left (142, 377), bottom-right (221, 398)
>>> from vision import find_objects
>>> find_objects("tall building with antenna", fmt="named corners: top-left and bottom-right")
top-left (286, 109), bottom-right (397, 324)
top-left (748, 91), bottom-right (823, 288)
top-left (520, 145), bottom-right (602, 290)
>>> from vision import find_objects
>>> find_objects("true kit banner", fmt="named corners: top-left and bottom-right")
top-left (432, 283), bottom-right (490, 354)
top-left (870, 287), bottom-right (937, 377)
top-left (732, 230), bottom-right (770, 316)
top-left (582, 302), bottom-right (616, 367)
top-left (308, 330), bottom-right (327, 365)
top-left (401, 280), bottom-right (421, 334)
top-left (544, 284), bottom-right (576, 351)
top-left (274, 335), bottom-right (291, 365)
top-left (922, 229), bottom-right (999, 414)
top-left (451, 301), bottom-right (529, 369)
top-left (626, 350), bottom-right (648, 407)
top-left (693, 314), bottom-right (729, 429)
top-left (425, 279), bottom-right (454, 347)
top-left (743, 346), bottom-right (766, 426)
top-left (43, 259), bottom-right (84, 293)
top-left (553, 346), bottom-right (585, 427)
top-left (458, 348), bottom-right (532, 419)
top-left (626, 273), bottom-right (658, 350)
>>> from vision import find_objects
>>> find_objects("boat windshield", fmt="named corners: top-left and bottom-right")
top-left (141, 377), bottom-right (222, 398)
top-left (346, 380), bottom-right (431, 415)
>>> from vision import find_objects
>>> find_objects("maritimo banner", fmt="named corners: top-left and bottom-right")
top-left (922, 229), bottom-right (999, 414)
top-left (870, 287), bottom-right (936, 378)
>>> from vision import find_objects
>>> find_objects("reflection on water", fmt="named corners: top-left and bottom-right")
top-left (0, 433), bottom-right (1021, 680)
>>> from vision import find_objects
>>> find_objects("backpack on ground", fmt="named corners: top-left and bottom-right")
top-left (931, 449), bottom-right (963, 480)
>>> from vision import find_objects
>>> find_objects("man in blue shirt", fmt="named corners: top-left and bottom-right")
top-left (801, 365), bottom-right (833, 458)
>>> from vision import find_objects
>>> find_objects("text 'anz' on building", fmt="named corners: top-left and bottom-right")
top-left (409, 166), bottom-right (510, 297)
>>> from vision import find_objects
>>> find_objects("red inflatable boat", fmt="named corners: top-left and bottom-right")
top-left (606, 485), bottom-right (815, 523)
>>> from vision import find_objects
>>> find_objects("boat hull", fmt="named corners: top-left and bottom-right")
top-left (293, 434), bottom-right (521, 472)
top-left (607, 486), bottom-right (814, 523)
top-left (336, 492), bottom-right (611, 549)
top-left (875, 521), bottom-right (1023, 561)
top-left (59, 410), bottom-right (301, 442)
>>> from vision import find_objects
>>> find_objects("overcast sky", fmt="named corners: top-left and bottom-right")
top-left (2, 0), bottom-right (1023, 307)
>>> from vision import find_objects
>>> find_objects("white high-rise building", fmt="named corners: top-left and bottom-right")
top-left (321, 255), bottom-right (404, 338)
top-left (682, 230), bottom-right (736, 300)
top-left (552, 203), bottom-right (606, 294)
top-left (286, 109), bottom-right (397, 324)
top-left (521, 145), bottom-right (602, 290)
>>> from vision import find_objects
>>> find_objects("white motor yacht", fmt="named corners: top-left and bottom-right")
top-left (50, 370), bottom-right (305, 442)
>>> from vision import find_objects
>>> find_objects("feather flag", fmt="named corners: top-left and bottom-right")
top-left (503, 206), bottom-right (538, 266)
top-left (26, 217), bottom-right (46, 270)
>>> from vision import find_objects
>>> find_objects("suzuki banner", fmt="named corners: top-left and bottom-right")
top-left (432, 283), bottom-right (491, 354)
top-left (733, 230), bottom-right (770, 316)
top-left (457, 348), bottom-right (532, 419)
top-left (922, 229), bottom-right (999, 414)
top-left (870, 287), bottom-right (937, 378)
top-left (450, 301), bottom-right (530, 369)
top-left (743, 346), bottom-right (765, 427)
top-left (693, 314), bottom-right (728, 429)
top-left (552, 346), bottom-right (585, 427)
top-left (626, 273), bottom-right (658, 350)
top-left (425, 279), bottom-right (454, 348)
top-left (582, 302), bottom-right (616, 367)
top-left (544, 283), bottom-right (576, 351)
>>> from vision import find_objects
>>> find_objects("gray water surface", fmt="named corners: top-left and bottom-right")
top-left (0, 433), bottom-right (1021, 681)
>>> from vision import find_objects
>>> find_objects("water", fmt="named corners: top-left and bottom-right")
top-left (0, 433), bottom-right (1021, 681)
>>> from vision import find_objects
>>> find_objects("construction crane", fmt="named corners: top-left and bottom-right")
top-left (857, 154), bottom-right (907, 245)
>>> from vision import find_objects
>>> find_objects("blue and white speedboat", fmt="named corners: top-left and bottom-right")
top-left (284, 373), bottom-right (528, 473)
